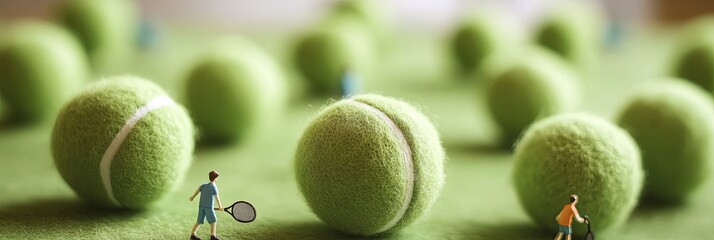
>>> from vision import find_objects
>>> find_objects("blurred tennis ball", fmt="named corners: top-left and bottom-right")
top-left (0, 21), bottom-right (89, 123)
top-left (617, 79), bottom-right (714, 204)
top-left (534, 3), bottom-right (604, 68)
top-left (184, 38), bottom-right (286, 144)
top-left (673, 35), bottom-right (714, 95)
top-left (57, 0), bottom-right (137, 72)
top-left (327, 0), bottom-right (390, 48)
top-left (485, 48), bottom-right (580, 146)
top-left (52, 76), bottom-right (194, 209)
top-left (514, 113), bottom-right (643, 237)
top-left (295, 94), bottom-right (445, 236)
top-left (293, 19), bottom-right (376, 96)
top-left (450, 12), bottom-right (517, 76)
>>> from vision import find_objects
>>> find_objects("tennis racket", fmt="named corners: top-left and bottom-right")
top-left (214, 201), bottom-right (256, 223)
top-left (584, 215), bottom-right (594, 240)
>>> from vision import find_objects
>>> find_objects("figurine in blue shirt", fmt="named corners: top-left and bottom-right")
top-left (189, 170), bottom-right (224, 240)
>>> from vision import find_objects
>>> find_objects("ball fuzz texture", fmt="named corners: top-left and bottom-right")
top-left (485, 48), bottom-right (579, 145)
top-left (52, 76), bottom-right (195, 209)
top-left (185, 39), bottom-right (285, 144)
top-left (295, 94), bottom-right (445, 236)
top-left (0, 21), bottom-right (89, 123)
top-left (513, 113), bottom-right (643, 236)
top-left (617, 79), bottom-right (714, 203)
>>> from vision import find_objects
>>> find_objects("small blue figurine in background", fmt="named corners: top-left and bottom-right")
top-left (137, 18), bottom-right (160, 50)
top-left (340, 68), bottom-right (360, 97)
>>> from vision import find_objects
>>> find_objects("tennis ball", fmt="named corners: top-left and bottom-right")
top-left (294, 19), bottom-right (376, 95)
top-left (0, 21), bottom-right (89, 123)
top-left (184, 39), bottom-right (285, 144)
top-left (616, 79), bottom-right (714, 204)
top-left (513, 113), bottom-right (643, 236)
top-left (295, 94), bottom-right (445, 236)
top-left (450, 13), bottom-right (515, 76)
top-left (327, 0), bottom-right (390, 46)
top-left (535, 4), bottom-right (603, 67)
top-left (485, 48), bottom-right (580, 145)
top-left (57, 0), bottom-right (137, 71)
top-left (52, 76), bottom-right (194, 209)
top-left (672, 37), bottom-right (714, 95)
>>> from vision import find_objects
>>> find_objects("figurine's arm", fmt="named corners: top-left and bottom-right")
top-left (572, 205), bottom-right (585, 223)
top-left (215, 193), bottom-right (223, 210)
top-left (555, 212), bottom-right (561, 222)
top-left (189, 186), bottom-right (200, 201)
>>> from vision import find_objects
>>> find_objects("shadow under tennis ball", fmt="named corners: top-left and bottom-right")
top-left (0, 197), bottom-right (146, 228)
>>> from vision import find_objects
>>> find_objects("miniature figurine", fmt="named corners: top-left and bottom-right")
top-left (189, 170), bottom-right (224, 240)
top-left (554, 194), bottom-right (587, 240)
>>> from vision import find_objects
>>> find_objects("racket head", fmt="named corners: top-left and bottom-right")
top-left (229, 201), bottom-right (256, 223)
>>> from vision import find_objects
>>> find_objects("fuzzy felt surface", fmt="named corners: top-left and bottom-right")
top-left (51, 76), bottom-right (195, 209)
top-left (485, 48), bottom-right (579, 145)
top-left (0, 21), bottom-right (88, 123)
top-left (513, 113), bottom-right (643, 237)
top-left (1, 27), bottom-right (714, 239)
top-left (184, 39), bottom-right (285, 144)
top-left (295, 94), bottom-right (445, 236)
top-left (617, 79), bottom-right (714, 203)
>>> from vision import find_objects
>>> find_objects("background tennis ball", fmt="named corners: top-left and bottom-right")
top-left (513, 113), bottom-right (643, 236)
top-left (617, 79), bottom-right (714, 204)
top-left (293, 19), bottom-right (376, 96)
top-left (0, 21), bottom-right (89, 123)
top-left (672, 38), bottom-right (714, 96)
top-left (57, 0), bottom-right (137, 72)
top-left (52, 76), bottom-right (194, 209)
top-left (485, 48), bottom-right (580, 145)
top-left (534, 4), bottom-right (603, 68)
top-left (295, 94), bottom-right (445, 236)
top-left (327, 0), bottom-right (389, 44)
top-left (450, 13), bottom-right (514, 76)
top-left (185, 39), bottom-right (286, 144)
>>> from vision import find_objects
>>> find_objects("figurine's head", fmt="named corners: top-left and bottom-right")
top-left (570, 194), bottom-right (579, 204)
top-left (209, 170), bottom-right (220, 182)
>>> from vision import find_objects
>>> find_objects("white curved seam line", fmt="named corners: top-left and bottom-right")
top-left (349, 99), bottom-right (414, 233)
top-left (100, 96), bottom-right (176, 206)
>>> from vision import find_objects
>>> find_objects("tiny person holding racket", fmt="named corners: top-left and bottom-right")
top-left (554, 194), bottom-right (588, 240)
top-left (189, 170), bottom-right (224, 240)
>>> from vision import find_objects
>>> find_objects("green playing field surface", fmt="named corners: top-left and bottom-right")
top-left (0, 27), bottom-right (713, 239)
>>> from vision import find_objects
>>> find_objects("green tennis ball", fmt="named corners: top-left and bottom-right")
top-left (616, 79), bottom-right (714, 204)
top-left (185, 39), bottom-right (286, 144)
top-left (485, 48), bottom-right (580, 145)
top-left (513, 113), bottom-right (643, 236)
top-left (294, 19), bottom-right (376, 95)
top-left (450, 13), bottom-right (514, 75)
top-left (295, 94), bottom-right (445, 236)
top-left (327, 0), bottom-right (390, 46)
top-left (0, 21), bottom-right (89, 123)
top-left (672, 37), bottom-right (714, 95)
top-left (52, 76), bottom-right (194, 209)
top-left (58, 0), bottom-right (137, 71)
top-left (535, 4), bottom-right (603, 67)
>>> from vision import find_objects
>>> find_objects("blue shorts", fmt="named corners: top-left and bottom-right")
top-left (197, 207), bottom-right (217, 224)
top-left (559, 225), bottom-right (572, 235)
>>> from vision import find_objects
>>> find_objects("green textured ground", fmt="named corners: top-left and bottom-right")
top-left (1, 27), bottom-right (713, 240)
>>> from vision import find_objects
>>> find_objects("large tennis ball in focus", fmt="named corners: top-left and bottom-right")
top-left (52, 76), bottom-right (194, 209)
top-left (0, 21), bottom-right (89, 123)
top-left (617, 79), bottom-right (714, 203)
top-left (295, 94), bottom-right (445, 236)
top-left (514, 113), bottom-right (643, 236)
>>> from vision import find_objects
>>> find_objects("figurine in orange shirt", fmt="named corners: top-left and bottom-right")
top-left (554, 194), bottom-right (588, 240)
